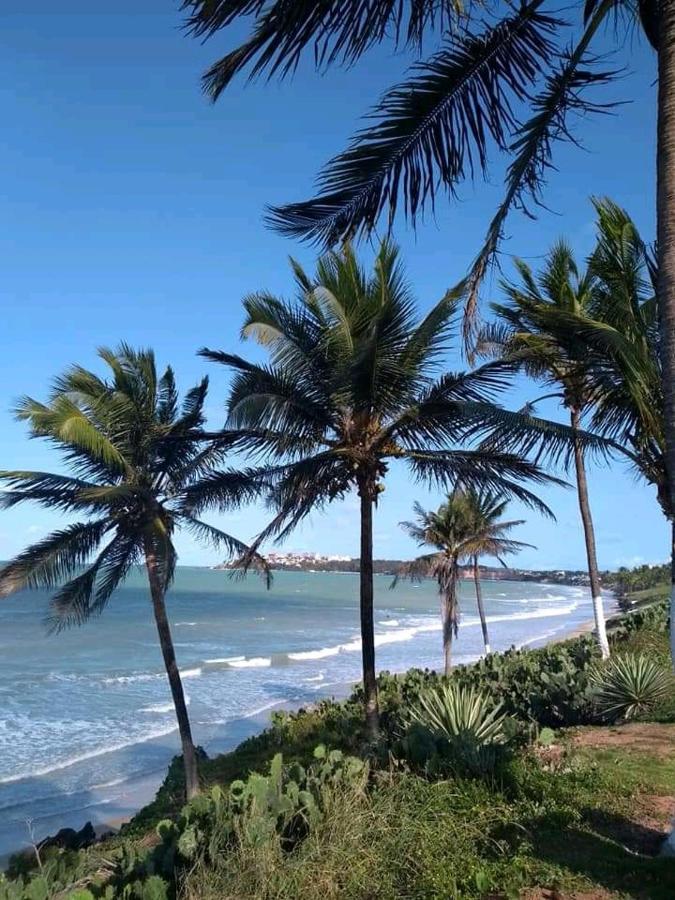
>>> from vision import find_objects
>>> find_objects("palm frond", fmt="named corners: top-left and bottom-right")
top-left (181, 515), bottom-right (272, 587)
top-left (0, 520), bottom-right (110, 597)
top-left (403, 448), bottom-right (562, 518)
top-left (464, 2), bottom-right (617, 341)
top-left (47, 533), bottom-right (140, 633)
top-left (183, 0), bottom-right (462, 98)
top-left (268, 2), bottom-right (560, 245)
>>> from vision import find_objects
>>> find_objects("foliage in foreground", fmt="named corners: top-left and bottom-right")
top-left (2, 597), bottom-right (671, 900)
top-left (591, 654), bottom-right (674, 721)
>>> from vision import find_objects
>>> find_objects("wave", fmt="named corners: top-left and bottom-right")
top-left (378, 619), bottom-right (400, 627)
top-left (103, 672), bottom-right (163, 685)
top-left (0, 723), bottom-right (178, 786)
top-left (140, 698), bottom-right (189, 714)
top-left (227, 657), bottom-right (271, 668)
top-left (181, 668), bottom-right (203, 679)
top-left (174, 621), bottom-right (198, 626)
top-left (288, 646), bottom-right (340, 661)
top-left (204, 656), bottom-right (245, 665)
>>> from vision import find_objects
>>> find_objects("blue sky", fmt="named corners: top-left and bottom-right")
top-left (0, 2), bottom-right (667, 569)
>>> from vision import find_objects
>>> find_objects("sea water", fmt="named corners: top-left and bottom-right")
top-left (0, 567), bottom-right (606, 859)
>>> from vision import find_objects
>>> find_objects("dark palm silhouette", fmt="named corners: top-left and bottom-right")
top-left (181, 1), bottom-right (673, 613)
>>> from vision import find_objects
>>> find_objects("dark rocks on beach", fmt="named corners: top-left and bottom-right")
top-left (38, 820), bottom-right (96, 852)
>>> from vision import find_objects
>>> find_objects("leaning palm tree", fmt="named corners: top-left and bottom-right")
top-left (200, 241), bottom-right (597, 733)
top-left (462, 488), bottom-right (533, 656)
top-left (0, 346), bottom-right (267, 799)
top-left (480, 244), bottom-right (612, 658)
top-left (181, 1), bottom-right (674, 602)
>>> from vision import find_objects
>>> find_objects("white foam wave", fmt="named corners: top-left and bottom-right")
top-left (103, 672), bottom-right (163, 685)
top-left (227, 657), bottom-right (271, 668)
top-left (181, 668), bottom-right (203, 679)
top-left (174, 621), bottom-right (198, 626)
top-left (140, 697), bottom-right (190, 714)
top-left (378, 619), bottom-right (400, 627)
top-left (204, 656), bottom-right (245, 665)
top-left (305, 673), bottom-right (325, 683)
top-left (0, 723), bottom-right (178, 785)
top-left (288, 646), bottom-right (340, 661)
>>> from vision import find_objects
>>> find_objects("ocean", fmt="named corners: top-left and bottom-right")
top-left (0, 567), bottom-right (606, 860)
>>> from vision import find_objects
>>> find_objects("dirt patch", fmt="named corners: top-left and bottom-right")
top-left (570, 723), bottom-right (675, 759)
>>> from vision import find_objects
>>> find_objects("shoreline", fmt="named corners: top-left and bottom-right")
top-left (0, 608), bottom-right (602, 867)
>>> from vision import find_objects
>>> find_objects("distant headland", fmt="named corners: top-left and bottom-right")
top-left (214, 550), bottom-right (596, 586)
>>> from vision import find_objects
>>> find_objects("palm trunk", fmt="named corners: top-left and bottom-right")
top-left (441, 561), bottom-right (459, 677)
top-left (144, 543), bottom-right (199, 799)
top-left (657, 1), bottom-right (675, 669)
top-left (571, 409), bottom-right (610, 659)
top-left (473, 555), bottom-right (491, 655)
top-left (358, 487), bottom-right (379, 737)
top-left (671, 520), bottom-right (675, 669)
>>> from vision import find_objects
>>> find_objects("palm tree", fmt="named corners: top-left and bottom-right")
top-left (462, 488), bottom-right (533, 656)
top-left (394, 491), bottom-right (531, 672)
top-left (200, 241), bottom-right (597, 733)
top-left (480, 243), bottom-right (612, 658)
top-left (560, 199), bottom-right (672, 664)
top-left (181, 0), bottom-right (674, 615)
top-left (395, 496), bottom-right (477, 675)
top-left (0, 346), bottom-right (267, 799)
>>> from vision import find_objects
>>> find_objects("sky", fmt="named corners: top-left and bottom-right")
top-left (0, 2), bottom-right (668, 570)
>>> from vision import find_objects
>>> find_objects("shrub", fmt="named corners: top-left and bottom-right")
top-left (591, 654), bottom-right (673, 721)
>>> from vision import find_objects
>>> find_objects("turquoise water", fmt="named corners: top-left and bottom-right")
top-left (0, 567), bottom-right (601, 858)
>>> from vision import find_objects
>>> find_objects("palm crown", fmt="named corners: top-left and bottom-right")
top-left (0, 345), bottom-right (265, 627)
top-left (203, 241), bottom-right (575, 537)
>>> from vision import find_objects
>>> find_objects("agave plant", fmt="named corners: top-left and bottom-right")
top-left (591, 655), bottom-right (672, 721)
top-left (408, 683), bottom-right (507, 746)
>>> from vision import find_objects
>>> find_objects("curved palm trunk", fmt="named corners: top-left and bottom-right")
top-left (144, 545), bottom-right (200, 799)
top-left (571, 409), bottom-right (610, 659)
top-left (657, 2), bottom-right (675, 669)
top-left (358, 487), bottom-right (379, 737)
top-left (473, 555), bottom-right (491, 655)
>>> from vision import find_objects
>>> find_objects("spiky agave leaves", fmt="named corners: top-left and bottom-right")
top-left (590, 654), bottom-right (672, 721)
top-left (408, 682), bottom-right (508, 744)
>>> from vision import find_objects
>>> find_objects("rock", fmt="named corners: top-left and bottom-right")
top-left (38, 820), bottom-right (96, 852)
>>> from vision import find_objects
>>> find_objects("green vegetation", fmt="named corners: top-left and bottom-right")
top-left (590, 654), bottom-right (674, 720)
top-left (1, 592), bottom-right (671, 900)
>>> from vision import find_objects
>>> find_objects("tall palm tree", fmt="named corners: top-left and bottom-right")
top-left (0, 346), bottom-right (267, 799)
top-left (559, 199), bottom-right (672, 664)
top-left (181, 0), bottom-right (674, 612)
top-left (200, 241), bottom-right (596, 734)
top-left (480, 244), bottom-right (612, 657)
top-left (462, 488), bottom-right (532, 656)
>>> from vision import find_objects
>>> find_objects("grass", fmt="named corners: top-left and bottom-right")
top-left (3, 588), bottom-right (672, 900)
top-left (183, 737), bottom-right (675, 899)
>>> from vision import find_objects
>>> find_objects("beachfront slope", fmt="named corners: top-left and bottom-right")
top-left (2, 597), bottom-right (673, 900)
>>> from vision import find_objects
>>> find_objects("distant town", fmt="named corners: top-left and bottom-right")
top-left (215, 551), bottom-right (594, 586)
